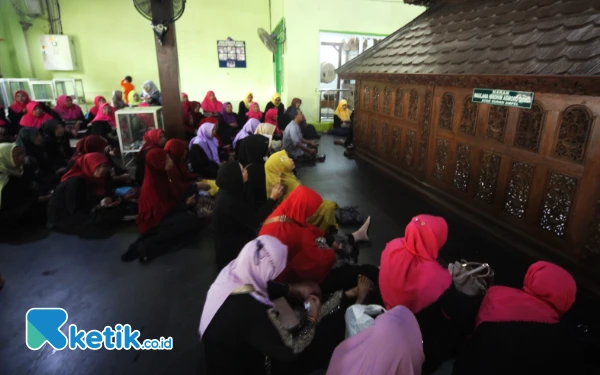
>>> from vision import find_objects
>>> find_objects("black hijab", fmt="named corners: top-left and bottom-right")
top-left (216, 160), bottom-right (244, 195)
top-left (238, 135), bottom-right (269, 167)
top-left (16, 127), bottom-right (43, 157)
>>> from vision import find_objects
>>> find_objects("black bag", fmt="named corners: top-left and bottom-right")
top-left (335, 206), bottom-right (365, 225)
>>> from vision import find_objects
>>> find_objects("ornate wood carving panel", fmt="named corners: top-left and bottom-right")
top-left (475, 151), bottom-right (501, 204)
top-left (408, 90), bottom-right (419, 121)
top-left (514, 102), bottom-right (545, 153)
top-left (395, 89), bottom-right (404, 118)
top-left (363, 85), bottom-right (370, 110)
top-left (370, 119), bottom-right (378, 151)
top-left (433, 138), bottom-right (450, 182)
top-left (383, 87), bottom-right (391, 115)
top-left (553, 105), bottom-right (593, 163)
top-left (360, 114), bottom-right (368, 147)
top-left (405, 129), bottom-right (416, 167)
top-left (354, 86), bottom-right (360, 109)
top-left (391, 126), bottom-right (402, 161)
top-left (503, 162), bottom-right (535, 219)
top-left (459, 96), bottom-right (478, 135)
top-left (486, 105), bottom-right (509, 142)
top-left (372, 86), bottom-right (380, 112)
top-left (381, 122), bottom-right (389, 155)
top-left (584, 199), bottom-right (600, 260)
top-left (540, 172), bottom-right (578, 237)
top-left (453, 143), bottom-right (471, 192)
top-left (418, 91), bottom-right (433, 172)
top-left (439, 93), bottom-right (455, 130)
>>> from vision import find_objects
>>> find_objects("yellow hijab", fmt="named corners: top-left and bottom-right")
top-left (243, 92), bottom-right (253, 109)
top-left (265, 150), bottom-right (300, 200)
top-left (0, 143), bottom-right (24, 209)
top-left (271, 93), bottom-right (282, 106)
top-left (128, 91), bottom-right (143, 106)
top-left (334, 99), bottom-right (352, 122)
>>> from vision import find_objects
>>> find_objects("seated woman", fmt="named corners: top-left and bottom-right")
top-left (265, 150), bottom-right (336, 232)
top-left (164, 138), bottom-right (214, 199)
top-left (53, 95), bottom-right (84, 135)
top-left (141, 81), bottom-right (162, 106)
top-left (283, 98), bottom-right (301, 126)
top-left (238, 135), bottom-right (270, 208)
top-left (212, 160), bottom-right (283, 269)
top-left (237, 92), bottom-right (253, 124)
top-left (89, 103), bottom-right (118, 146)
top-left (264, 108), bottom-right (282, 135)
top-left (453, 261), bottom-right (585, 375)
top-left (20, 102), bottom-right (54, 129)
top-left (42, 120), bottom-right (72, 173)
top-left (379, 214), bottom-right (482, 373)
top-left (128, 91), bottom-right (143, 107)
top-left (86, 95), bottom-right (107, 121)
top-left (71, 135), bottom-right (109, 163)
top-left (259, 186), bottom-right (371, 286)
top-left (217, 102), bottom-right (239, 146)
top-left (112, 90), bottom-right (127, 110)
top-left (122, 148), bottom-right (205, 263)
top-left (47, 153), bottom-right (125, 237)
top-left (263, 93), bottom-right (286, 131)
top-left (327, 100), bottom-right (352, 137)
top-left (15, 127), bottom-right (49, 180)
top-left (232, 118), bottom-right (261, 154)
top-left (246, 101), bottom-right (263, 121)
top-left (326, 306), bottom-right (424, 375)
top-left (8, 91), bottom-right (31, 131)
top-left (189, 123), bottom-right (221, 179)
top-left (202, 90), bottom-right (223, 118)
top-left (134, 129), bottom-right (165, 185)
top-left (0, 143), bottom-right (48, 231)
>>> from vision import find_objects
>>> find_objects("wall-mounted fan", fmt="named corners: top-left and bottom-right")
top-left (320, 62), bottom-right (337, 84)
top-left (133, 0), bottom-right (186, 45)
top-left (257, 28), bottom-right (279, 53)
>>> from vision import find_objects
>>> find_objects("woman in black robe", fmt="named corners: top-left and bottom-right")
top-left (237, 92), bottom-right (253, 125)
top-left (217, 102), bottom-right (239, 147)
top-left (41, 120), bottom-right (72, 173)
top-left (211, 160), bottom-right (283, 269)
top-left (238, 134), bottom-right (270, 209)
top-left (263, 93), bottom-right (286, 131)
top-left (47, 152), bottom-right (125, 238)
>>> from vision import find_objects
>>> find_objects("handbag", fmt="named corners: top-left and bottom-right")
top-left (448, 259), bottom-right (494, 296)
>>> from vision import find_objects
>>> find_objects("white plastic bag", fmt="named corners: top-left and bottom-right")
top-left (344, 304), bottom-right (386, 338)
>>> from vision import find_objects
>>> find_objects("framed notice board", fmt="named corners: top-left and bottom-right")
top-left (217, 40), bottom-right (247, 68)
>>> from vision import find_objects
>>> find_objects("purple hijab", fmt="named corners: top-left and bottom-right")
top-left (221, 102), bottom-right (237, 124)
top-left (232, 118), bottom-right (261, 148)
top-left (189, 122), bottom-right (220, 164)
top-left (326, 306), bottom-right (424, 375)
top-left (199, 235), bottom-right (288, 337)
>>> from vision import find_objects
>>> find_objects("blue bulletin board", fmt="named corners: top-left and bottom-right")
top-left (217, 39), bottom-right (247, 68)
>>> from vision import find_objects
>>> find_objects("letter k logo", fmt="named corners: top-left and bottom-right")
top-left (26, 308), bottom-right (68, 350)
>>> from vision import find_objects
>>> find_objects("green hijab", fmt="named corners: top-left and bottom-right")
top-left (0, 143), bottom-right (24, 209)
top-left (128, 91), bottom-right (143, 106)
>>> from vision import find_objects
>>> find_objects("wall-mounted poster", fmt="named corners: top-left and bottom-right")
top-left (217, 39), bottom-right (247, 68)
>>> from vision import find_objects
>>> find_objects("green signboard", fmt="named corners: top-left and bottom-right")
top-left (472, 88), bottom-right (534, 109)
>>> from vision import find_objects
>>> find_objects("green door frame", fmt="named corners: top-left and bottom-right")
top-left (273, 18), bottom-right (285, 94)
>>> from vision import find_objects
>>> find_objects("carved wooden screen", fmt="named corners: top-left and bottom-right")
top-left (355, 79), bottom-right (430, 178)
top-left (424, 87), bottom-right (600, 265)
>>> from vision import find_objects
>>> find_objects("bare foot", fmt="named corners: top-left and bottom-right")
top-left (356, 274), bottom-right (373, 305)
top-left (345, 286), bottom-right (358, 299)
top-left (352, 216), bottom-right (371, 243)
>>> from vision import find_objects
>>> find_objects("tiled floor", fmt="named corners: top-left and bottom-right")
top-left (1, 136), bottom-right (598, 375)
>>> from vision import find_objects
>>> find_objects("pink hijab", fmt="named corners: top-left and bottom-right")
top-left (379, 214), bottom-right (452, 313)
top-left (91, 103), bottom-right (116, 127)
top-left (19, 101), bottom-right (53, 128)
top-left (327, 306), bottom-right (424, 375)
top-left (476, 261), bottom-right (576, 327)
top-left (246, 102), bottom-right (263, 120)
top-left (54, 95), bottom-right (83, 121)
top-left (201, 90), bottom-right (223, 114)
top-left (199, 235), bottom-right (288, 336)
top-left (9, 90), bottom-right (31, 114)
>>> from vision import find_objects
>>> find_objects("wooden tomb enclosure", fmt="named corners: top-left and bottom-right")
top-left (337, 0), bottom-right (600, 283)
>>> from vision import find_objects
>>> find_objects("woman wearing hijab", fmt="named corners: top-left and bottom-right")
top-left (237, 92), bottom-right (253, 124)
top-left (165, 138), bottom-right (207, 198)
top-left (265, 150), bottom-right (337, 232)
top-left (15, 127), bottom-right (48, 181)
top-left (453, 261), bottom-right (586, 375)
top-left (202, 90), bottom-right (223, 118)
top-left (142, 81), bottom-right (162, 106)
top-left (217, 102), bottom-right (239, 146)
top-left (327, 306), bottom-right (424, 375)
top-left (42, 120), bottom-right (72, 172)
top-left (53, 95), bottom-right (84, 133)
top-left (71, 135), bottom-right (109, 163)
top-left (134, 129), bottom-right (166, 185)
top-left (246, 102), bottom-right (263, 121)
top-left (86, 96), bottom-right (107, 121)
top-left (8, 90), bottom-right (31, 127)
top-left (0, 143), bottom-right (48, 230)
top-left (47, 153), bottom-right (125, 237)
top-left (89, 103), bottom-right (118, 146)
top-left (232, 118), bottom-right (261, 150)
top-left (127, 91), bottom-right (143, 107)
top-left (212, 160), bottom-right (283, 269)
top-left (284, 98), bottom-right (302, 125)
top-left (111, 90), bottom-right (127, 110)
top-left (264, 108), bottom-right (281, 134)
top-left (188, 122), bottom-right (221, 179)
top-left (122, 148), bottom-right (204, 263)
top-left (238, 135), bottom-right (270, 208)
top-left (263, 93), bottom-right (286, 130)
top-left (19, 102), bottom-right (54, 128)
top-left (327, 100), bottom-right (353, 137)
top-left (379, 214), bottom-right (482, 373)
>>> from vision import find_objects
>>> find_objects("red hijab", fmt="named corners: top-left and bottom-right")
top-left (246, 102), bottom-right (263, 120)
top-left (259, 186), bottom-right (336, 283)
top-left (165, 139), bottom-right (197, 196)
top-left (137, 148), bottom-right (179, 233)
top-left (89, 96), bottom-right (106, 116)
top-left (379, 214), bottom-right (452, 313)
top-left (54, 95), bottom-right (83, 121)
top-left (61, 152), bottom-right (108, 196)
top-left (265, 108), bottom-right (281, 134)
top-left (140, 129), bottom-right (164, 153)
top-left (72, 136), bottom-right (109, 161)
top-left (201, 90), bottom-right (223, 114)
top-left (91, 103), bottom-right (116, 127)
top-left (182, 93), bottom-right (191, 113)
top-left (10, 90), bottom-right (31, 113)
top-left (476, 261), bottom-right (576, 327)
top-left (20, 101), bottom-right (53, 128)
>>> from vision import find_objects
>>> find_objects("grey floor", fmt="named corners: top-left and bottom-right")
top-left (1, 136), bottom-right (599, 375)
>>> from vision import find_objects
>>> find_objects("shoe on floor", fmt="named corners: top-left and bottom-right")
top-left (317, 154), bottom-right (326, 162)
top-left (334, 140), bottom-right (345, 146)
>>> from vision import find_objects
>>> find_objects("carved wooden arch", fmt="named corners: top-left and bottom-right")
top-left (394, 88), bottom-right (404, 117)
top-left (553, 104), bottom-right (594, 163)
top-left (514, 101), bottom-right (546, 153)
top-left (438, 92), bottom-right (455, 130)
top-left (363, 85), bottom-right (370, 110)
top-left (372, 86), bottom-right (381, 112)
top-left (383, 87), bottom-right (391, 115)
top-left (459, 95), bottom-right (478, 135)
top-left (408, 89), bottom-right (419, 121)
